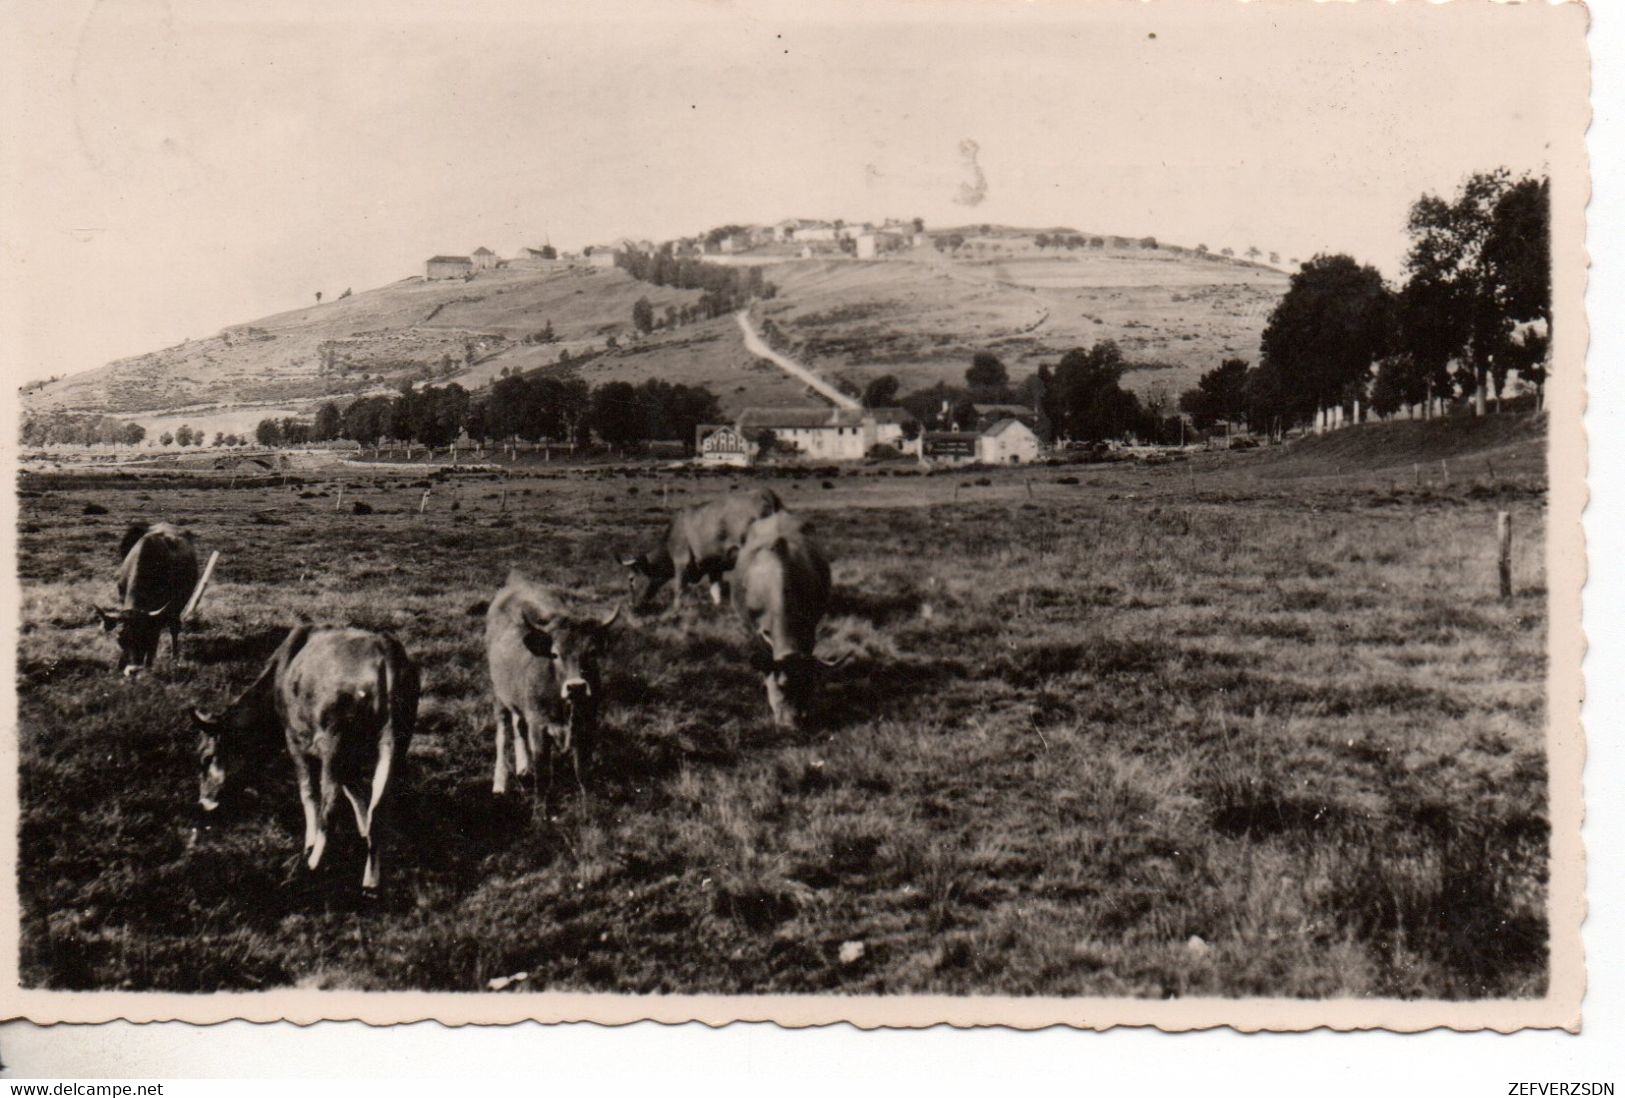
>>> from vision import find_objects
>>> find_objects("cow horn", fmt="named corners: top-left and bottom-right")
top-left (817, 652), bottom-right (852, 669)
top-left (617, 552), bottom-right (640, 568)
top-left (148, 602), bottom-right (170, 619)
top-left (600, 605), bottom-right (622, 629)
top-left (92, 605), bottom-right (113, 621)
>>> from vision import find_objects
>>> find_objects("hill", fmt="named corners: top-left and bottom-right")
top-left (21, 239), bottom-right (1290, 436)
top-left (1251, 412), bottom-right (1547, 481)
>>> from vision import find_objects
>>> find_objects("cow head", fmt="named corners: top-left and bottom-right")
top-left (191, 708), bottom-right (241, 815)
top-left (617, 552), bottom-right (671, 611)
top-left (94, 604), bottom-right (168, 674)
top-left (753, 649), bottom-right (849, 729)
top-left (520, 605), bottom-right (621, 747)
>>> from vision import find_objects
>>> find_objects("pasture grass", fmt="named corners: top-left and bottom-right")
top-left (14, 451), bottom-right (1549, 996)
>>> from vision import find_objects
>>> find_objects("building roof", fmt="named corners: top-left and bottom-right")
top-left (867, 406), bottom-right (918, 425)
top-left (973, 403), bottom-right (1036, 418)
top-left (924, 431), bottom-right (980, 443)
top-left (738, 406), bottom-right (866, 430)
top-left (983, 418), bottom-right (1036, 438)
top-left (428, 255), bottom-right (472, 265)
top-left (472, 246), bottom-right (496, 256)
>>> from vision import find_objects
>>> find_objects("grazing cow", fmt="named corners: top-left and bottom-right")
top-left (731, 511), bottom-right (844, 728)
top-left (192, 625), bottom-right (419, 892)
top-left (485, 570), bottom-right (620, 802)
top-left (95, 522), bottom-right (200, 674)
top-left (619, 487), bottom-right (783, 613)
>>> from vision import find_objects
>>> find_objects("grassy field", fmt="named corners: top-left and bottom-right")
top-left (14, 422), bottom-right (1549, 997)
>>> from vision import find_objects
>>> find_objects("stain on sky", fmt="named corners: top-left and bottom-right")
top-left (954, 139), bottom-right (987, 207)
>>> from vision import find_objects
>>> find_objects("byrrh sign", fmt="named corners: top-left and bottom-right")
top-left (698, 424), bottom-right (751, 465)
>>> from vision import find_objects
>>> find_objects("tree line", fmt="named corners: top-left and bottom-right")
top-left (263, 374), bottom-right (723, 451)
top-left (1181, 169), bottom-right (1550, 432)
top-left (615, 246), bottom-right (777, 321)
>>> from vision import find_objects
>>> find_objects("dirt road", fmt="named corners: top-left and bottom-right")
top-left (735, 311), bottom-right (862, 411)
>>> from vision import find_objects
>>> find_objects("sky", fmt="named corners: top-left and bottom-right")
top-left (0, 0), bottom-right (1585, 385)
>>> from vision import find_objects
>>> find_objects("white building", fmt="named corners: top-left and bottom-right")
top-left (471, 246), bottom-right (498, 270)
top-left (737, 406), bottom-right (916, 462)
top-left (696, 424), bottom-right (751, 467)
top-left (977, 418), bottom-right (1041, 463)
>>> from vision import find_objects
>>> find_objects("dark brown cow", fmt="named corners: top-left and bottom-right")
top-left (485, 570), bottom-right (620, 804)
top-left (731, 511), bottom-right (844, 728)
top-left (620, 487), bottom-right (783, 613)
top-left (96, 522), bottom-right (200, 673)
top-left (192, 625), bottom-right (419, 891)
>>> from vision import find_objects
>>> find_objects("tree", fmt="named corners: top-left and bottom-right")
top-left (912, 217), bottom-right (925, 233)
top-left (1179, 358), bottom-right (1252, 429)
top-left (121, 423), bottom-right (146, 447)
top-left (632, 296), bottom-right (655, 334)
top-left (313, 401), bottom-right (342, 442)
top-left (540, 244), bottom-right (557, 260)
top-left (591, 381), bottom-right (643, 449)
top-left (1220, 247), bottom-right (1235, 258)
top-left (862, 374), bottom-right (901, 408)
top-left (255, 418), bottom-right (283, 447)
top-left (212, 431), bottom-right (225, 447)
top-left (175, 425), bottom-right (195, 447)
top-left (1034, 233), bottom-right (1051, 250)
top-left (159, 431), bottom-right (174, 447)
top-left (315, 291), bottom-right (322, 305)
top-left (1399, 169), bottom-right (1547, 413)
top-left (1256, 254), bottom-right (1394, 428)
top-left (1049, 341), bottom-right (1151, 442)
top-left (965, 351), bottom-right (1008, 392)
top-left (1269, 251), bottom-right (1281, 266)
top-left (1245, 246), bottom-right (1261, 261)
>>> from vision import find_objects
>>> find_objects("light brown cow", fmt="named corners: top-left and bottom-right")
top-left (731, 511), bottom-right (844, 728)
top-left (485, 570), bottom-right (620, 804)
top-left (192, 625), bottom-right (419, 891)
top-left (620, 486), bottom-right (783, 613)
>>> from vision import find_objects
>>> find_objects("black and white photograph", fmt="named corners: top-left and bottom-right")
top-left (0, 0), bottom-right (1588, 1032)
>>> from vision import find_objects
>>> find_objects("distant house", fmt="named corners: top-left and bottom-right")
top-left (514, 247), bottom-right (562, 268)
top-left (737, 406), bottom-right (915, 462)
top-left (696, 423), bottom-right (751, 467)
top-left (970, 403), bottom-right (1038, 431)
top-left (471, 246), bottom-right (498, 271)
top-left (978, 418), bottom-right (1041, 464)
top-left (426, 255), bottom-right (474, 279)
top-left (776, 218), bottom-right (836, 243)
top-left (855, 230), bottom-right (910, 259)
top-left (919, 418), bottom-right (1042, 464)
top-left (584, 245), bottom-right (620, 268)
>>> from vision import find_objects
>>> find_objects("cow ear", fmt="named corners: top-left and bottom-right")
top-left (521, 628), bottom-right (554, 658)
top-left (93, 607), bottom-right (118, 632)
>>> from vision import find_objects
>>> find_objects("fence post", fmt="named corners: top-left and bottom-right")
top-left (1497, 512), bottom-right (1513, 600)
top-left (500, 484), bottom-right (508, 512)
top-left (419, 487), bottom-right (431, 515)
top-left (1440, 459), bottom-right (1449, 486)
top-left (1025, 477), bottom-right (1033, 500)
top-left (334, 485), bottom-right (344, 511)
top-left (1413, 462), bottom-right (1421, 488)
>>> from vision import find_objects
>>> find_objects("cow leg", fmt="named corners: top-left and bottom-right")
top-left (342, 784), bottom-right (376, 888)
top-left (765, 674), bottom-right (790, 728)
top-left (170, 620), bottom-right (183, 664)
top-left (670, 554), bottom-right (691, 614)
top-left (512, 710), bottom-right (533, 780)
top-left (309, 759), bottom-right (341, 871)
top-left (295, 755), bottom-right (321, 859)
top-left (492, 707), bottom-right (512, 795)
top-left (708, 577), bottom-right (724, 606)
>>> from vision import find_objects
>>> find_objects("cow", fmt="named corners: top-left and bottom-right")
top-left (95, 522), bottom-right (201, 674)
top-left (191, 625), bottom-right (419, 892)
top-left (731, 511), bottom-right (845, 728)
top-left (485, 569), bottom-right (620, 804)
top-left (619, 487), bottom-right (783, 614)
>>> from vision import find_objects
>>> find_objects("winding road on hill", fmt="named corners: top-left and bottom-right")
top-left (735, 310), bottom-right (862, 411)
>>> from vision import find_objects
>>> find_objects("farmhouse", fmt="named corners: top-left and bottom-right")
top-left (426, 255), bottom-right (474, 279)
top-left (471, 246), bottom-right (498, 271)
top-left (737, 406), bottom-right (915, 462)
top-left (856, 229), bottom-right (911, 259)
top-left (919, 418), bottom-right (1042, 464)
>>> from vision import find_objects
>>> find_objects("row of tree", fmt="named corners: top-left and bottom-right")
top-left (273, 374), bottom-right (725, 451)
top-left (20, 413), bottom-right (145, 448)
top-left (615, 247), bottom-right (777, 319)
top-left (1191, 170), bottom-right (1551, 432)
